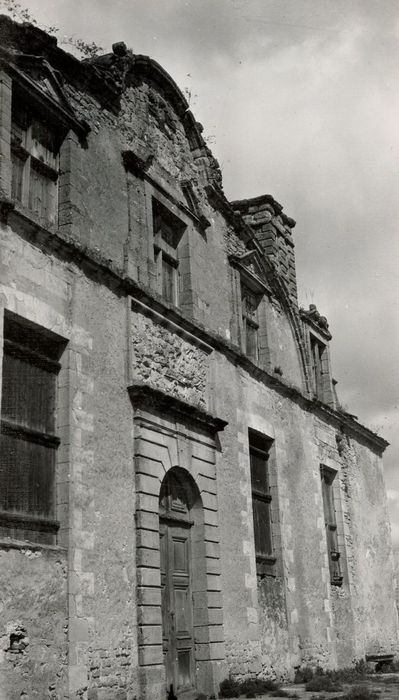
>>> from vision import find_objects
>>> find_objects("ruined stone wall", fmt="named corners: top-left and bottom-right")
top-left (0, 547), bottom-right (68, 700)
top-left (130, 307), bottom-right (210, 408)
top-left (338, 437), bottom-right (398, 659)
top-left (211, 357), bottom-right (397, 680)
top-left (0, 222), bottom-right (139, 699)
top-left (0, 21), bottom-right (397, 699)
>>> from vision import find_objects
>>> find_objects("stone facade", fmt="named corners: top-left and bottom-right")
top-left (0, 16), bottom-right (397, 700)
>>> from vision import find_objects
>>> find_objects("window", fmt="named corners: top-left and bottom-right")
top-left (320, 466), bottom-right (343, 586)
top-left (242, 285), bottom-right (259, 362)
top-left (310, 335), bottom-right (327, 401)
top-left (0, 313), bottom-right (64, 544)
top-left (249, 430), bottom-right (275, 567)
top-left (153, 199), bottom-right (185, 306)
top-left (11, 96), bottom-right (63, 223)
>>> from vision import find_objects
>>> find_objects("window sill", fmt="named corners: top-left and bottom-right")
top-left (1, 197), bottom-right (57, 233)
top-left (0, 537), bottom-right (67, 553)
top-left (256, 555), bottom-right (277, 578)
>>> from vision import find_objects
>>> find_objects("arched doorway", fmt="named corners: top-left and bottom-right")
top-left (159, 468), bottom-right (203, 698)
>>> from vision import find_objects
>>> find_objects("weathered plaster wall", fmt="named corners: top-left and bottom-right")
top-left (0, 547), bottom-right (68, 700)
top-left (63, 80), bottom-right (236, 341)
top-left (211, 353), bottom-right (397, 679)
top-left (339, 438), bottom-right (398, 658)
top-left (264, 297), bottom-right (304, 388)
top-left (0, 222), bottom-right (139, 699)
top-left (69, 276), bottom-right (138, 700)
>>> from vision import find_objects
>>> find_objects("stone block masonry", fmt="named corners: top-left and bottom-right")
top-left (0, 15), bottom-right (396, 700)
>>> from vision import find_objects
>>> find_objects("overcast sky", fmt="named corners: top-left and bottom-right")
top-left (3, 0), bottom-right (399, 541)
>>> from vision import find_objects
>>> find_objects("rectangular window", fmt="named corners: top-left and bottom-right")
top-left (242, 286), bottom-right (259, 362)
top-left (310, 335), bottom-right (327, 400)
top-left (11, 98), bottom-right (61, 223)
top-left (0, 314), bottom-right (64, 544)
top-left (153, 199), bottom-right (185, 307)
top-left (249, 430), bottom-right (274, 562)
top-left (161, 255), bottom-right (178, 305)
top-left (321, 466), bottom-right (343, 586)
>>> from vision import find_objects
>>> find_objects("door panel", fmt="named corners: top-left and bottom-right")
top-left (160, 519), bottom-right (195, 694)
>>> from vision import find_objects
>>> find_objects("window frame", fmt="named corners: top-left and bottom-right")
top-left (241, 284), bottom-right (260, 362)
top-left (248, 429), bottom-right (276, 575)
top-left (229, 253), bottom-right (271, 367)
top-left (310, 334), bottom-right (327, 401)
top-left (0, 313), bottom-right (65, 544)
top-left (320, 465), bottom-right (343, 587)
top-left (10, 92), bottom-right (63, 224)
top-left (152, 197), bottom-right (186, 307)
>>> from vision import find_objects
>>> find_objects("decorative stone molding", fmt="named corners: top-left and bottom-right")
top-left (300, 304), bottom-right (332, 341)
top-left (128, 383), bottom-right (228, 434)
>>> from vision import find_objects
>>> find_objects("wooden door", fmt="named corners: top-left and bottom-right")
top-left (160, 519), bottom-right (195, 696)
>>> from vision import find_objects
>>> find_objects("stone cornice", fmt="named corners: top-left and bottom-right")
top-left (128, 383), bottom-right (228, 433)
top-left (231, 193), bottom-right (296, 229)
top-left (1, 200), bottom-right (388, 454)
top-left (130, 297), bottom-right (213, 355)
top-left (228, 254), bottom-right (272, 296)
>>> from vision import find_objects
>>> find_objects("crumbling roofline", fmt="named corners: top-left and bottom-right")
top-left (231, 194), bottom-right (296, 229)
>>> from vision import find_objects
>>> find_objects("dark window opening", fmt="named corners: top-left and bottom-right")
top-left (249, 430), bottom-right (275, 567)
top-left (0, 313), bottom-right (65, 544)
top-left (321, 466), bottom-right (343, 586)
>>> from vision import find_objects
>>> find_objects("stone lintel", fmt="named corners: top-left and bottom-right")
top-left (128, 383), bottom-right (228, 434)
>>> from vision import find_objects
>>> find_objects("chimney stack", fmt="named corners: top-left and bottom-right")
top-left (231, 194), bottom-right (298, 302)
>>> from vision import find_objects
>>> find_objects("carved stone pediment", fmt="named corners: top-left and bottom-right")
top-left (229, 250), bottom-right (271, 295)
top-left (300, 303), bottom-right (332, 340)
top-left (1, 51), bottom-right (89, 138)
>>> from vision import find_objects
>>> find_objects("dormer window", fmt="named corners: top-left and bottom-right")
top-left (11, 97), bottom-right (63, 223)
top-left (153, 199), bottom-right (185, 306)
top-left (242, 285), bottom-right (260, 362)
top-left (310, 334), bottom-right (329, 402)
top-left (229, 250), bottom-right (270, 366)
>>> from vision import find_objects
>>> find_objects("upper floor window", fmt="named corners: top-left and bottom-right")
top-left (320, 466), bottom-right (343, 586)
top-left (11, 98), bottom-right (63, 223)
top-left (249, 430), bottom-right (275, 570)
top-left (242, 285), bottom-right (260, 362)
top-left (0, 313), bottom-right (64, 544)
top-left (153, 198), bottom-right (185, 306)
top-left (310, 334), bottom-right (328, 401)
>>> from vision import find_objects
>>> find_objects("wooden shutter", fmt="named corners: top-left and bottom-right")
top-left (249, 432), bottom-right (273, 560)
top-left (321, 467), bottom-right (343, 585)
top-left (0, 315), bottom-right (62, 544)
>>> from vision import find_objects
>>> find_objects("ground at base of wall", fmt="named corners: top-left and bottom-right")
top-left (248, 673), bottom-right (399, 700)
